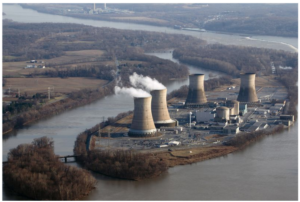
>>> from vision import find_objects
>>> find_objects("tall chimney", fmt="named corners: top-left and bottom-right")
top-left (104, 3), bottom-right (106, 10)
top-left (128, 96), bottom-right (157, 137)
top-left (150, 89), bottom-right (177, 128)
top-left (94, 3), bottom-right (96, 11)
top-left (185, 74), bottom-right (207, 105)
top-left (237, 73), bottom-right (258, 102)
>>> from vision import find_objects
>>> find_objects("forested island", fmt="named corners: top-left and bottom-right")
top-left (19, 3), bottom-right (298, 37)
top-left (3, 137), bottom-right (96, 200)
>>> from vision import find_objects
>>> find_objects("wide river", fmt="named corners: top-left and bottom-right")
top-left (2, 4), bottom-right (298, 200)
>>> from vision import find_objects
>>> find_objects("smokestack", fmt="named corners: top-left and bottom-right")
top-left (185, 74), bottom-right (207, 105)
top-left (150, 89), bottom-right (177, 128)
top-left (94, 3), bottom-right (96, 11)
top-left (104, 3), bottom-right (106, 10)
top-left (237, 73), bottom-right (258, 102)
top-left (128, 96), bottom-right (157, 137)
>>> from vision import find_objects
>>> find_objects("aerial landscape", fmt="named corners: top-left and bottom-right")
top-left (2, 3), bottom-right (298, 200)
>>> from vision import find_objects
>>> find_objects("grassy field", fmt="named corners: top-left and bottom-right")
top-left (3, 77), bottom-right (109, 96)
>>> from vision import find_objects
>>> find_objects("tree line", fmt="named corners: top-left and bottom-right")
top-left (173, 44), bottom-right (298, 77)
top-left (3, 137), bottom-right (96, 200)
top-left (3, 81), bottom-right (116, 134)
top-left (20, 4), bottom-right (298, 37)
top-left (73, 111), bottom-right (168, 180)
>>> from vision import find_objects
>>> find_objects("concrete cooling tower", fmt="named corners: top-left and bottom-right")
top-left (150, 89), bottom-right (177, 128)
top-left (185, 74), bottom-right (207, 106)
top-left (237, 73), bottom-right (258, 103)
top-left (128, 96), bottom-right (157, 137)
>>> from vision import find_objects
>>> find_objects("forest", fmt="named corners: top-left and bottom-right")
top-left (20, 3), bottom-right (298, 37)
top-left (173, 44), bottom-right (298, 77)
top-left (3, 137), bottom-right (96, 200)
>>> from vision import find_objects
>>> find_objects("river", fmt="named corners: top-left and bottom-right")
top-left (2, 4), bottom-right (298, 200)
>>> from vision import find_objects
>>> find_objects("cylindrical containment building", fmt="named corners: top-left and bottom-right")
top-left (226, 100), bottom-right (239, 115)
top-left (237, 73), bottom-right (258, 102)
top-left (150, 89), bottom-right (177, 128)
top-left (128, 96), bottom-right (157, 137)
top-left (185, 74), bottom-right (207, 105)
top-left (215, 107), bottom-right (230, 122)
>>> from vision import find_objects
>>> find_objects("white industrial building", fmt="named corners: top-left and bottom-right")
top-left (196, 109), bottom-right (215, 122)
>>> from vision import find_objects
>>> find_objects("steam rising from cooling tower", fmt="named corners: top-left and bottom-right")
top-left (150, 89), bottom-right (177, 128)
top-left (128, 96), bottom-right (157, 137)
top-left (114, 86), bottom-right (150, 98)
top-left (237, 73), bottom-right (258, 102)
top-left (130, 72), bottom-right (165, 91)
top-left (185, 74), bottom-right (207, 105)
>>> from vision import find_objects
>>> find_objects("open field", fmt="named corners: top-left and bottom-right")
top-left (3, 77), bottom-right (108, 96)
top-left (3, 50), bottom-right (106, 77)
top-left (111, 16), bottom-right (168, 23)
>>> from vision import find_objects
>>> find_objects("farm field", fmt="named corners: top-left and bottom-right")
top-left (3, 49), bottom-right (106, 77)
top-left (3, 77), bottom-right (109, 96)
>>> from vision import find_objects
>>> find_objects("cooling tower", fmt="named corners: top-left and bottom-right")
top-left (150, 89), bottom-right (177, 128)
top-left (128, 96), bottom-right (157, 137)
top-left (215, 107), bottom-right (230, 121)
top-left (237, 73), bottom-right (258, 102)
top-left (226, 100), bottom-right (239, 115)
top-left (185, 74), bottom-right (207, 105)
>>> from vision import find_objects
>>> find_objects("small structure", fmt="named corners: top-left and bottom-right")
top-left (280, 115), bottom-right (294, 122)
top-left (223, 125), bottom-right (240, 135)
top-left (168, 141), bottom-right (181, 146)
top-left (239, 103), bottom-right (248, 115)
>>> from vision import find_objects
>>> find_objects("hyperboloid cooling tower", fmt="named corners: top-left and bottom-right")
top-left (150, 89), bottom-right (177, 128)
top-left (128, 96), bottom-right (157, 137)
top-left (237, 73), bottom-right (258, 103)
top-left (185, 74), bottom-right (207, 105)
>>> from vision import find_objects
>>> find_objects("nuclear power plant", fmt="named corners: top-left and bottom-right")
top-left (185, 74), bottom-right (207, 107)
top-left (95, 69), bottom-right (291, 151)
top-left (237, 73), bottom-right (258, 103)
top-left (150, 89), bottom-right (177, 128)
top-left (128, 96), bottom-right (157, 137)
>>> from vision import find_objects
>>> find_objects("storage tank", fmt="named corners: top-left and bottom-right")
top-left (150, 89), bottom-right (177, 128)
top-left (216, 107), bottom-right (230, 121)
top-left (237, 73), bottom-right (258, 102)
top-left (185, 74), bottom-right (207, 105)
top-left (226, 100), bottom-right (239, 115)
top-left (128, 96), bottom-right (157, 137)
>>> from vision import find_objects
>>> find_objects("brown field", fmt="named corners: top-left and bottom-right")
top-left (101, 114), bottom-right (133, 134)
top-left (3, 77), bottom-right (108, 96)
top-left (3, 50), bottom-right (106, 77)
top-left (111, 16), bottom-right (168, 23)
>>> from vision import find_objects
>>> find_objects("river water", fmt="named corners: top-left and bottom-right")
top-left (2, 4), bottom-right (298, 200)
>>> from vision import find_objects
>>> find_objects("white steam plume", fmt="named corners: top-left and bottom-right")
top-left (129, 72), bottom-right (165, 91)
top-left (114, 86), bottom-right (150, 98)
